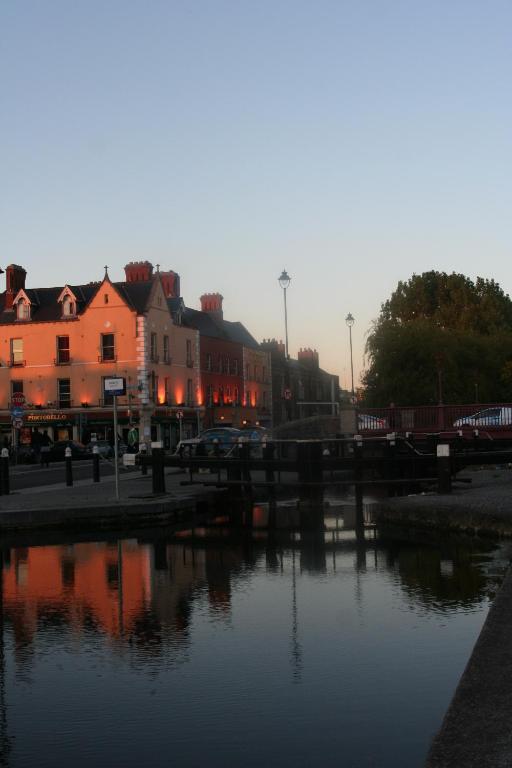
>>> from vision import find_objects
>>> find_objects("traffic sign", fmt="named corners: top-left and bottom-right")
top-left (11, 392), bottom-right (25, 406)
top-left (104, 377), bottom-right (126, 396)
top-left (12, 417), bottom-right (23, 429)
top-left (11, 407), bottom-right (24, 418)
top-left (176, 410), bottom-right (184, 420)
top-left (283, 388), bottom-right (292, 400)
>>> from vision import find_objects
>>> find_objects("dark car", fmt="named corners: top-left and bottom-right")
top-left (48, 440), bottom-right (89, 461)
top-left (15, 445), bottom-right (37, 464)
top-left (198, 428), bottom-right (242, 451)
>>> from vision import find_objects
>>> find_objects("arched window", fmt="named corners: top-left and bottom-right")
top-left (16, 299), bottom-right (30, 320)
top-left (62, 296), bottom-right (75, 316)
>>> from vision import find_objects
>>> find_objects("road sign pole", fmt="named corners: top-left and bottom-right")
top-left (113, 394), bottom-right (119, 501)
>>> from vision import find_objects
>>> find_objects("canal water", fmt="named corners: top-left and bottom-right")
top-left (0, 504), bottom-right (509, 768)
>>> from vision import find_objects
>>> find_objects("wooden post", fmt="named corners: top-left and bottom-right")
top-left (152, 448), bottom-right (166, 494)
top-left (386, 432), bottom-right (396, 497)
top-left (140, 443), bottom-right (148, 475)
top-left (354, 435), bottom-right (364, 534)
top-left (1, 449), bottom-right (9, 495)
top-left (92, 445), bottom-right (100, 482)
top-left (65, 446), bottom-right (73, 487)
top-left (437, 444), bottom-right (451, 494)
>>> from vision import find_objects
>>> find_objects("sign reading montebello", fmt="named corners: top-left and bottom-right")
top-left (26, 413), bottom-right (69, 422)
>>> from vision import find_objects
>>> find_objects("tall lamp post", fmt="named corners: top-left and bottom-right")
top-left (278, 270), bottom-right (291, 358)
top-left (345, 313), bottom-right (355, 400)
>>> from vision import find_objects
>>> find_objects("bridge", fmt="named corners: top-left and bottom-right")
top-left (142, 433), bottom-right (512, 511)
top-left (357, 402), bottom-right (512, 439)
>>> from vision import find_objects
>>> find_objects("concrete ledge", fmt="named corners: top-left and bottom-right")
top-left (426, 568), bottom-right (512, 766)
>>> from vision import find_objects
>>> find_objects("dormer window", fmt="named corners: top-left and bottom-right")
top-left (13, 290), bottom-right (32, 321)
top-left (16, 299), bottom-right (30, 321)
top-left (58, 286), bottom-right (78, 318)
top-left (62, 296), bottom-right (75, 316)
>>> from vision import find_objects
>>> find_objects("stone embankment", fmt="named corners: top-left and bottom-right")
top-left (377, 467), bottom-right (512, 538)
top-left (0, 467), bottom-right (223, 535)
top-left (379, 468), bottom-right (512, 767)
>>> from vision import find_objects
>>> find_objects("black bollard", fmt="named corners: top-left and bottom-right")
top-left (354, 436), bottom-right (364, 535)
top-left (140, 444), bottom-right (148, 475)
top-left (1, 449), bottom-right (9, 495)
top-left (152, 448), bottom-right (166, 494)
top-left (65, 447), bottom-right (73, 487)
top-left (386, 433), bottom-right (396, 497)
top-left (92, 446), bottom-right (100, 482)
top-left (263, 440), bottom-right (275, 483)
top-left (437, 444), bottom-right (451, 494)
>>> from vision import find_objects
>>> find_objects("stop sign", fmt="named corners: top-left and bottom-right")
top-left (11, 392), bottom-right (25, 406)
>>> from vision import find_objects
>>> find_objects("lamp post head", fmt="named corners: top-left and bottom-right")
top-left (345, 312), bottom-right (355, 328)
top-left (278, 269), bottom-right (291, 290)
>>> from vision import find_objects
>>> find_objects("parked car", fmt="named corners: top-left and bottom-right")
top-left (174, 428), bottom-right (243, 457)
top-left (239, 426), bottom-right (268, 442)
top-left (15, 445), bottom-right (37, 464)
top-left (358, 414), bottom-right (389, 430)
top-left (85, 439), bottom-right (128, 458)
top-left (48, 440), bottom-right (89, 461)
top-left (453, 407), bottom-right (512, 428)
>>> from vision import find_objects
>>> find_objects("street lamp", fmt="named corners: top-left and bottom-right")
top-left (278, 269), bottom-right (291, 358)
top-left (345, 312), bottom-right (355, 399)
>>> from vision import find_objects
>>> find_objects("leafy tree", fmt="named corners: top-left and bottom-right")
top-left (363, 272), bottom-right (512, 406)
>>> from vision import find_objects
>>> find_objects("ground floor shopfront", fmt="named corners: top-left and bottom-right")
top-left (0, 405), bottom-right (205, 452)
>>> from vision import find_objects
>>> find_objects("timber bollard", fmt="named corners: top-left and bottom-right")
top-left (386, 432), bottom-right (396, 496)
top-left (92, 445), bottom-right (100, 482)
top-left (65, 446), bottom-right (73, 486)
top-left (140, 443), bottom-right (148, 475)
top-left (1, 449), bottom-right (9, 495)
top-left (354, 435), bottom-right (364, 533)
top-left (437, 444), bottom-right (452, 494)
top-left (227, 439), bottom-right (242, 495)
top-left (152, 448), bottom-right (166, 494)
top-left (263, 440), bottom-right (275, 483)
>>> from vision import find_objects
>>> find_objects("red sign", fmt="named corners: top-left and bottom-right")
top-left (11, 392), bottom-right (26, 406)
top-left (283, 389), bottom-right (292, 400)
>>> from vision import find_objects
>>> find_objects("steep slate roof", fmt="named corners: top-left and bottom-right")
top-left (0, 283), bottom-right (100, 324)
top-left (113, 281), bottom-right (152, 314)
top-left (180, 305), bottom-right (260, 349)
top-left (0, 279), bottom-right (154, 324)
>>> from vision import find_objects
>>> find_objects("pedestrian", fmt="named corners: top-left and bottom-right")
top-left (40, 430), bottom-right (52, 467)
top-left (127, 424), bottom-right (139, 454)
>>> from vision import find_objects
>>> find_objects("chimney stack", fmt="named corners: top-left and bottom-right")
top-left (124, 261), bottom-right (154, 283)
top-left (160, 270), bottom-right (181, 298)
top-left (200, 292), bottom-right (224, 320)
top-left (5, 264), bottom-right (26, 310)
top-left (297, 347), bottom-right (319, 367)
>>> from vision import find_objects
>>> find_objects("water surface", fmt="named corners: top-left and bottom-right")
top-left (0, 507), bottom-right (507, 767)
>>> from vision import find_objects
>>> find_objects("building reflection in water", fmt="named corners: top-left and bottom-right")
top-left (0, 502), bottom-right (504, 677)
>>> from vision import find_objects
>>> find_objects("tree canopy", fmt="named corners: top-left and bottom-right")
top-left (362, 271), bottom-right (512, 406)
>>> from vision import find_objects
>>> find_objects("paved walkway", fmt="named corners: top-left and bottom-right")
top-left (0, 466), bottom-right (222, 531)
top-left (377, 467), bottom-right (512, 537)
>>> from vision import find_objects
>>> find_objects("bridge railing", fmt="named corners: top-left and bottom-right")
top-left (358, 403), bottom-right (512, 433)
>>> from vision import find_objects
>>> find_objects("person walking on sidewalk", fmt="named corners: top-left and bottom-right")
top-left (40, 430), bottom-right (52, 467)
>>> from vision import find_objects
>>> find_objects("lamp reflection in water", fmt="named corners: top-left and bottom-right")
top-left (290, 547), bottom-right (302, 682)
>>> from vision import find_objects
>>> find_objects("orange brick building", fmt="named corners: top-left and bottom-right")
top-left (0, 262), bottom-right (202, 449)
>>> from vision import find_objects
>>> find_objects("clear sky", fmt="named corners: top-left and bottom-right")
top-left (2, 1), bottom-right (511, 390)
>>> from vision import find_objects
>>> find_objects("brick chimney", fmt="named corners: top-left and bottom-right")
top-left (124, 261), bottom-right (154, 282)
top-left (200, 292), bottom-right (224, 320)
top-left (261, 338), bottom-right (286, 356)
top-left (160, 270), bottom-right (181, 298)
top-left (5, 264), bottom-right (27, 310)
top-left (298, 347), bottom-right (319, 367)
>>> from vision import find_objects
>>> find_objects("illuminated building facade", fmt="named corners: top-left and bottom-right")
top-left (0, 262), bottom-right (201, 448)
